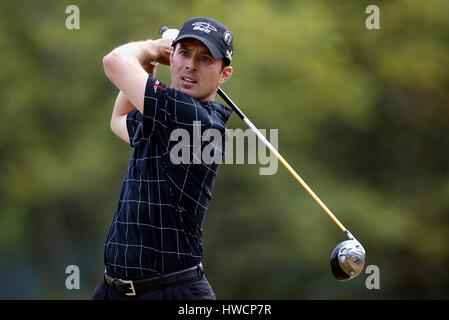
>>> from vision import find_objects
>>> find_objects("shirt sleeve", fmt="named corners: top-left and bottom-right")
top-left (126, 109), bottom-right (143, 148)
top-left (142, 75), bottom-right (171, 137)
top-left (142, 75), bottom-right (215, 141)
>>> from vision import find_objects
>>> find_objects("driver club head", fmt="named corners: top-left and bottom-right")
top-left (330, 239), bottom-right (366, 281)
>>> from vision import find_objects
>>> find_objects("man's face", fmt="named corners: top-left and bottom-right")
top-left (170, 39), bottom-right (232, 101)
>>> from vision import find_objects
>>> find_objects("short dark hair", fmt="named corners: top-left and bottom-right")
top-left (222, 59), bottom-right (231, 69)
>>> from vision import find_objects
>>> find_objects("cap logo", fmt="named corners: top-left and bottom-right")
top-left (192, 22), bottom-right (217, 34)
top-left (223, 31), bottom-right (233, 46)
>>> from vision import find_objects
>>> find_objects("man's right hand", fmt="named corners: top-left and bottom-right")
top-left (152, 37), bottom-right (173, 65)
top-left (103, 29), bottom-right (178, 114)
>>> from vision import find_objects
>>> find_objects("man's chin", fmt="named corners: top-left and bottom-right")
top-left (177, 87), bottom-right (200, 99)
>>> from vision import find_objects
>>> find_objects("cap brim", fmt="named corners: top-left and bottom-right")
top-left (172, 34), bottom-right (224, 60)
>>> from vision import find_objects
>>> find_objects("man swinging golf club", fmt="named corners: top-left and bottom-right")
top-left (93, 16), bottom-right (234, 300)
top-left (95, 14), bottom-right (366, 301)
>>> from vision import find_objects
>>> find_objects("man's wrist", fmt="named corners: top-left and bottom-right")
top-left (144, 39), bottom-right (162, 66)
top-left (134, 40), bottom-right (158, 71)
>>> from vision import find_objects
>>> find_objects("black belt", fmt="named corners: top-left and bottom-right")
top-left (104, 264), bottom-right (204, 296)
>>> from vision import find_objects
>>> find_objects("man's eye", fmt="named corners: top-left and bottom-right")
top-left (201, 56), bottom-right (211, 62)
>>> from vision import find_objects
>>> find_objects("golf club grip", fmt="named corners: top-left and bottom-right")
top-left (159, 26), bottom-right (168, 35)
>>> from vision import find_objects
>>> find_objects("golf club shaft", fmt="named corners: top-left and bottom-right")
top-left (159, 26), bottom-right (354, 240)
top-left (218, 88), bottom-right (354, 239)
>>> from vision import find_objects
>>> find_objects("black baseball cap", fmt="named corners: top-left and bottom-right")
top-left (172, 17), bottom-right (234, 64)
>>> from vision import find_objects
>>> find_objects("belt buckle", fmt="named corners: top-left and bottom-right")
top-left (119, 279), bottom-right (136, 296)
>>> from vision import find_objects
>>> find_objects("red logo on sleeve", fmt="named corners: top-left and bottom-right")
top-left (153, 80), bottom-right (165, 93)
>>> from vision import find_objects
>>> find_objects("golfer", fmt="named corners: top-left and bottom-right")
top-left (92, 16), bottom-right (234, 300)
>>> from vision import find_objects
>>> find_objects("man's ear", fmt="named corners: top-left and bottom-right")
top-left (218, 66), bottom-right (233, 85)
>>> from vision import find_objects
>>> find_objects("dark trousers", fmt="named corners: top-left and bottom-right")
top-left (91, 275), bottom-right (216, 300)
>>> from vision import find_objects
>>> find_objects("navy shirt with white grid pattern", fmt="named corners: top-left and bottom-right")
top-left (104, 76), bottom-right (232, 280)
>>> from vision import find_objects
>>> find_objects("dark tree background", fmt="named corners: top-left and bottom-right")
top-left (0, 0), bottom-right (448, 298)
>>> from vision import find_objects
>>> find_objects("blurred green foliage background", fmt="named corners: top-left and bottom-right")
top-left (0, 0), bottom-right (448, 299)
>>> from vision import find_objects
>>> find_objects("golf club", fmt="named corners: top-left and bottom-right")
top-left (160, 26), bottom-right (366, 281)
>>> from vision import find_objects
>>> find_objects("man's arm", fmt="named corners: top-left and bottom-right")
top-left (102, 38), bottom-right (172, 113)
top-left (110, 61), bottom-right (160, 144)
top-left (110, 91), bottom-right (136, 144)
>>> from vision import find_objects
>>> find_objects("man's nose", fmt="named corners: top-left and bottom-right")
top-left (185, 56), bottom-right (198, 70)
